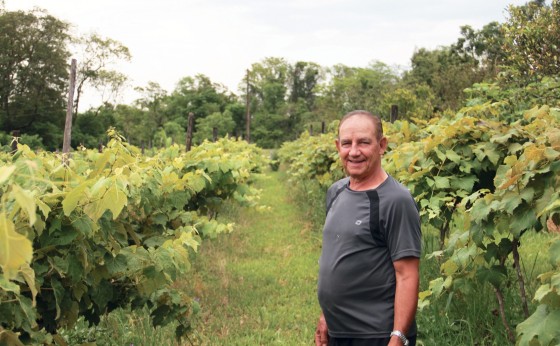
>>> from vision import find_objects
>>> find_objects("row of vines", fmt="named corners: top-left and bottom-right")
top-left (278, 92), bottom-right (560, 344)
top-left (0, 129), bottom-right (268, 345)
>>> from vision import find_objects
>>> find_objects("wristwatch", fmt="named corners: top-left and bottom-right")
top-left (390, 330), bottom-right (409, 346)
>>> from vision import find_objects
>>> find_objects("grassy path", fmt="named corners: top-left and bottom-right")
top-left (189, 171), bottom-right (322, 345)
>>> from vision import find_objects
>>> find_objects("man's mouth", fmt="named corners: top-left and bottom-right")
top-left (348, 158), bottom-right (365, 164)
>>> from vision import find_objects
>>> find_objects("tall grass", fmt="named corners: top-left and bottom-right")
top-left (183, 170), bottom-right (322, 345)
top-left (59, 307), bottom-right (180, 345)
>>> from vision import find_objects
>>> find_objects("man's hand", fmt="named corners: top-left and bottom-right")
top-left (315, 313), bottom-right (329, 346)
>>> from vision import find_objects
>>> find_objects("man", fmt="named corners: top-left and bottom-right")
top-left (315, 110), bottom-right (421, 346)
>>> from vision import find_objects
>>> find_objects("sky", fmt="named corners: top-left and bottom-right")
top-left (5, 0), bottom-right (529, 108)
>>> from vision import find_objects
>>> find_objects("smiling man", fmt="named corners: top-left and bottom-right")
top-left (315, 110), bottom-right (421, 346)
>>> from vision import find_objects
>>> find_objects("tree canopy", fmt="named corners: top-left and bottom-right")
top-left (1, 2), bottom-right (558, 150)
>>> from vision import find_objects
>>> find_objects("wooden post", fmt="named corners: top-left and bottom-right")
top-left (309, 124), bottom-right (313, 136)
top-left (186, 112), bottom-right (194, 151)
top-left (11, 130), bottom-right (20, 152)
top-left (62, 59), bottom-right (77, 162)
top-left (321, 121), bottom-right (326, 134)
top-left (98, 141), bottom-right (103, 153)
top-left (212, 127), bottom-right (218, 142)
top-left (141, 142), bottom-right (145, 155)
top-left (390, 105), bottom-right (399, 123)
top-left (245, 69), bottom-right (251, 143)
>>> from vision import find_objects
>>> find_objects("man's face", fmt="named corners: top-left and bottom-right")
top-left (335, 115), bottom-right (387, 181)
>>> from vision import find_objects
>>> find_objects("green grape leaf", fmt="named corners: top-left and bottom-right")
top-left (476, 265), bottom-right (507, 288)
top-left (428, 277), bottom-right (445, 298)
top-left (450, 175), bottom-right (476, 192)
top-left (517, 304), bottom-right (560, 346)
top-left (0, 213), bottom-right (33, 280)
top-left (510, 208), bottom-right (537, 237)
top-left (550, 239), bottom-right (560, 267)
top-left (0, 274), bottom-right (21, 293)
top-left (445, 149), bottom-right (461, 164)
top-left (11, 184), bottom-right (36, 226)
top-left (19, 263), bottom-right (37, 306)
top-left (105, 253), bottom-right (128, 275)
top-left (72, 214), bottom-right (98, 236)
top-left (51, 277), bottom-right (65, 320)
top-left (0, 164), bottom-right (16, 185)
top-left (105, 184), bottom-right (128, 219)
top-left (62, 183), bottom-right (88, 216)
top-left (534, 283), bottom-right (560, 308)
top-left (17, 294), bottom-right (38, 328)
top-left (35, 198), bottom-right (51, 219)
top-left (434, 176), bottom-right (450, 189)
top-left (91, 280), bottom-right (113, 311)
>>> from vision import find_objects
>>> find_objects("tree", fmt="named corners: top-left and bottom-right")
top-left (403, 47), bottom-right (485, 111)
top-left (451, 22), bottom-right (505, 78)
top-left (247, 57), bottom-right (289, 115)
top-left (166, 74), bottom-right (234, 130)
top-left (134, 81), bottom-right (168, 130)
top-left (501, 0), bottom-right (560, 82)
top-left (0, 8), bottom-right (70, 149)
top-left (316, 61), bottom-right (399, 121)
top-left (193, 111), bottom-right (236, 144)
top-left (112, 104), bottom-right (151, 146)
top-left (286, 61), bottom-right (323, 134)
top-left (72, 103), bottom-right (116, 148)
top-left (72, 33), bottom-right (131, 114)
top-left (224, 102), bottom-right (246, 138)
top-left (243, 57), bottom-right (292, 146)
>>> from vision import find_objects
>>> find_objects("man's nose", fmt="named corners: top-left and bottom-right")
top-left (349, 143), bottom-right (360, 156)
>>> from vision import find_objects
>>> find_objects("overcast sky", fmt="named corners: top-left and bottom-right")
top-left (5, 0), bottom-right (528, 107)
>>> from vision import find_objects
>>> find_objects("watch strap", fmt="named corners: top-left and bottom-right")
top-left (390, 330), bottom-right (409, 346)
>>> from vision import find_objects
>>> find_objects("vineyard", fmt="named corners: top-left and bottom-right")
top-left (2, 1), bottom-right (560, 344)
top-left (278, 92), bottom-right (560, 344)
top-left (0, 131), bottom-right (268, 345)
top-left (1, 102), bottom-right (559, 345)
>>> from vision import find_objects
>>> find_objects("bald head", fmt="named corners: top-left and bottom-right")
top-left (338, 110), bottom-right (384, 141)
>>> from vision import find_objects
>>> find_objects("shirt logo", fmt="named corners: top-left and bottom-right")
top-left (355, 220), bottom-right (362, 225)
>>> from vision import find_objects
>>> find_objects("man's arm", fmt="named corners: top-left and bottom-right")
top-left (389, 257), bottom-right (420, 346)
top-left (315, 312), bottom-right (329, 346)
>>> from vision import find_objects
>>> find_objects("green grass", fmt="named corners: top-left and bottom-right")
top-left (185, 170), bottom-right (322, 345)
top-left (415, 226), bottom-right (556, 346)
top-left (59, 307), bottom-right (180, 345)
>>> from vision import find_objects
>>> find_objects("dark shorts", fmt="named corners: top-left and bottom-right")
top-left (328, 335), bottom-right (417, 346)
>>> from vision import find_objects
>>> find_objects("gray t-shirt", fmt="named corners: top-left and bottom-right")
top-left (318, 175), bottom-right (421, 338)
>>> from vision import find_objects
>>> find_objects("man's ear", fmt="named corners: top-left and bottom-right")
top-left (335, 139), bottom-right (341, 152)
top-left (379, 136), bottom-right (388, 154)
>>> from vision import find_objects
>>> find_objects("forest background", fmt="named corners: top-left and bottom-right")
top-left (1, 0), bottom-right (557, 151)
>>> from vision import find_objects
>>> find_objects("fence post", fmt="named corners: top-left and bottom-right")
top-left (321, 121), bottom-right (326, 134)
top-left (309, 124), bottom-right (313, 136)
top-left (245, 69), bottom-right (251, 143)
top-left (212, 127), bottom-right (218, 142)
top-left (62, 59), bottom-right (77, 163)
top-left (390, 105), bottom-right (399, 123)
top-left (11, 130), bottom-right (20, 152)
top-left (186, 112), bottom-right (194, 151)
